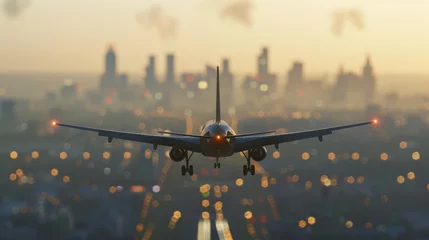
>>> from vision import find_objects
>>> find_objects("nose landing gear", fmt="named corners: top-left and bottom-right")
top-left (214, 150), bottom-right (221, 168)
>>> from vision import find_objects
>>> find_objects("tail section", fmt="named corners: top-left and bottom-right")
top-left (216, 66), bottom-right (221, 124)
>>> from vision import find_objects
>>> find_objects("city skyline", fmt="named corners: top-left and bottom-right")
top-left (0, 0), bottom-right (428, 75)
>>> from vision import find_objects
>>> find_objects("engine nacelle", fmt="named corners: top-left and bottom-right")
top-left (249, 147), bottom-right (267, 162)
top-left (169, 148), bottom-right (186, 162)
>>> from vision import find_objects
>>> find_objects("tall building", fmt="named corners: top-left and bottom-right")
top-left (144, 55), bottom-right (157, 90)
top-left (105, 46), bottom-right (117, 77)
top-left (166, 54), bottom-right (175, 84)
top-left (288, 62), bottom-right (304, 84)
top-left (362, 56), bottom-right (376, 102)
top-left (332, 66), bottom-right (347, 102)
top-left (220, 58), bottom-right (234, 104)
top-left (222, 59), bottom-right (230, 75)
top-left (205, 65), bottom-right (217, 81)
top-left (257, 47), bottom-right (268, 76)
top-left (286, 62), bottom-right (304, 94)
top-left (99, 46), bottom-right (128, 92)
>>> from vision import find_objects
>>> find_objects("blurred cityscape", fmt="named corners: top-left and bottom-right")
top-left (0, 46), bottom-right (429, 239)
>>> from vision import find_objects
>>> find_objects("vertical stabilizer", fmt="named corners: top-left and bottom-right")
top-left (216, 66), bottom-right (221, 123)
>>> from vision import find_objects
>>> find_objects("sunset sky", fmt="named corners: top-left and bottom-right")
top-left (1, 0), bottom-right (428, 75)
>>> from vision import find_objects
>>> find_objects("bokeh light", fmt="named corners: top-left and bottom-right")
top-left (298, 220), bottom-right (306, 228)
top-left (301, 152), bottom-right (310, 161)
top-left (63, 176), bottom-right (70, 183)
top-left (51, 168), bottom-right (58, 176)
top-left (60, 151), bottom-right (68, 160)
top-left (244, 211), bottom-right (252, 220)
top-left (123, 151), bottom-right (131, 159)
top-left (202, 211), bottom-right (210, 220)
top-left (10, 151), bottom-right (18, 159)
top-left (31, 151), bottom-right (39, 159)
top-left (236, 178), bottom-right (244, 186)
top-left (412, 152), bottom-right (420, 160)
top-left (308, 216), bottom-right (316, 225)
top-left (152, 185), bottom-right (161, 193)
top-left (103, 151), bottom-right (111, 159)
top-left (345, 221), bottom-right (353, 228)
top-left (407, 172), bottom-right (415, 180)
top-left (397, 175), bottom-right (405, 184)
top-left (83, 152), bottom-right (91, 160)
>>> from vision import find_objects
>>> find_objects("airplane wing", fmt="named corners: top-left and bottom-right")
top-left (53, 122), bottom-right (202, 153)
top-left (233, 120), bottom-right (375, 153)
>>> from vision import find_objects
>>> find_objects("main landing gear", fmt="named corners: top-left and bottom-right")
top-left (242, 151), bottom-right (255, 176)
top-left (181, 151), bottom-right (194, 176)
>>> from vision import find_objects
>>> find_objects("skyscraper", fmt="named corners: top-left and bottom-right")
top-left (105, 46), bottom-right (116, 77)
top-left (286, 62), bottom-right (304, 95)
top-left (257, 47), bottom-right (268, 76)
top-left (362, 56), bottom-right (376, 102)
top-left (144, 55), bottom-right (157, 90)
top-left (166, 54), bottom-right (175, 84)
top-left (222, 59), bottom-right (230, 75)
top-left (288, 62), bottom-right (304, 84)
top-left (100, 46), bottom-right (122, 91)
top-left (205, 65), bottom-right (217, 80)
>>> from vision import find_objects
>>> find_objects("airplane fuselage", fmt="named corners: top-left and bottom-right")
top-left (200, 120), bottom-right (236, 157)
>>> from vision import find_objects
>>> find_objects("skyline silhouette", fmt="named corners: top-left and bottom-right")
top-left (0, 1), bottom-right (428, 74)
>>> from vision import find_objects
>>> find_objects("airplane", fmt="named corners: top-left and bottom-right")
top-left (51, 66), bottom-right (377, 176)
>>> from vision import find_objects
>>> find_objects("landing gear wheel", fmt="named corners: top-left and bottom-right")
top-left (180, 151), bottom-right (195, 176)
top-left (181, 165), bottom-right (186, 176)
top-left (250, 165), bottom-right (255, 175)
top-left (189, 165), bottom-right (194, 176)
top-left (214, 162), bottom-right (220, 168)
top-left (243, 165), bottom-right (248, 175)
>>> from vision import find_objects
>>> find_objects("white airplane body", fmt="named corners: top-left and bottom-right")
top-left (52, 66), bottom-right (376, 176)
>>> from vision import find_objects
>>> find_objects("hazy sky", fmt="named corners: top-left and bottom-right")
top-left (1, 0), bottom-right (428, 75)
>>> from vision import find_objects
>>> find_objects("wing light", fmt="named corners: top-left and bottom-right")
top-left (216, 135), bottom-right (221, 140)
top-left (372, 119), bottom-right (379, 124)
top-left (51, 121), bottom-right (57, 126)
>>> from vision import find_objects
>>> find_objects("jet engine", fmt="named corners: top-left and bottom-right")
top-left (249, 147), bottom-right (267, 161)
top-left (169, 148), bottom-right (186, 162)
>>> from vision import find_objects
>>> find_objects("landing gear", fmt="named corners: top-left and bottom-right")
top-left (181, 151), bottom-right (194, 176)
top-left (214, 156), bottom-right (220, 168)
top-left (242, 151), bottom-right (255, 175)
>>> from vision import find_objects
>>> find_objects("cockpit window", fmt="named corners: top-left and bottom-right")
top-left (204, 132), bottom-right (211, 142)
top-left (226, 131), bottom-right (233, 142)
